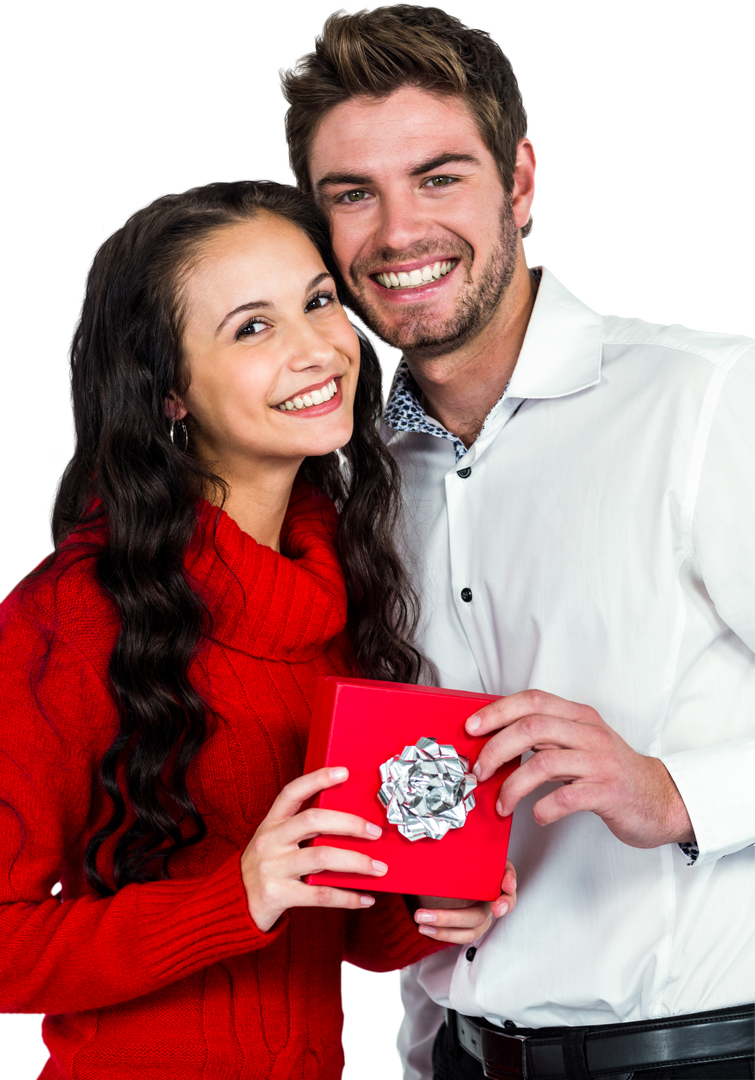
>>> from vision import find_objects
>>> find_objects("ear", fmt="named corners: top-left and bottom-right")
top-left (164, 394), bottom-right (188, 421)
top-left (511, 138), bottom-right (536, 232)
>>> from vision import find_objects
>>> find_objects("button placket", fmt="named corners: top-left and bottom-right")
top-left (445, 464), bottom-right (477, 628)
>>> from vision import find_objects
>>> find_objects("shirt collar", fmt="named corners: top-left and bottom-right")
top-left (383, 268), bottom-right (603, 442)
top-left (507, 267), bottom-right (603, 400)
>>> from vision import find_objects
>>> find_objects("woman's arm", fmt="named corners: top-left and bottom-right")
top-left (343, 891), bottom-right (445, 972)
top-left (0, 602), bottom-right (276, 1015)
top-left (0, 598), bottom-right (393, 1014)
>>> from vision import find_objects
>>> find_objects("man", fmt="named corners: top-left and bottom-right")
top-left (282, 7), bottom-right (755, 1079)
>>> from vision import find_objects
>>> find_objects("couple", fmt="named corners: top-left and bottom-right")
top-left (1, 7), bottom-right (754, 1080)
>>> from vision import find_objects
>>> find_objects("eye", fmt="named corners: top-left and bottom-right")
top-left (336, 189), bottom-right (370, 204)
top-left (423, 175), bottom-right (457, 188)
top-left (305, 290), bottom-right (336, 312)
top-left (236, 318), bottom-right (269, 339)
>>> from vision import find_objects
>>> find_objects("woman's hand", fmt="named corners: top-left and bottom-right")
top-left (241, 767), bottom-right (386, 932)
top-left (413, 859), bottom-right (518, 944)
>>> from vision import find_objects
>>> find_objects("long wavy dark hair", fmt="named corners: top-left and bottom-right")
top-left (50, 180), bottom-right (422, 896)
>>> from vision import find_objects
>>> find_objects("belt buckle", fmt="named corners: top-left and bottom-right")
top-left (480, 1027), bottom-right (530, 1080)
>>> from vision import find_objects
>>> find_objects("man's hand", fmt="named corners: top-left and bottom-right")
top-left (467, 690), bottom-right (695, 849)
top-left (413, 860), bottom-right (518, 943)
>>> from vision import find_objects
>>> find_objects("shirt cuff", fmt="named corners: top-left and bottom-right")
top-left (661, 738), bottom-right (755, 863)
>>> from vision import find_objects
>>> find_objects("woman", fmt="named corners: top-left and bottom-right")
top-left (0, 181), bottom-right (515, 1079)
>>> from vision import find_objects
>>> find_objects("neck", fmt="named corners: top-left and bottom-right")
top-left (205, 461), bottom-right (302, 551)
top-left (405, 244), bottom-right (538, 447)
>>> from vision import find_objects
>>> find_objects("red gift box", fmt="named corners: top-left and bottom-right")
top-left (303, 676), bottom-right (519, 901)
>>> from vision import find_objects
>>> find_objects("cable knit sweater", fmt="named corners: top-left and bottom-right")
top-left (0, 483), bottom-right (437, 1079)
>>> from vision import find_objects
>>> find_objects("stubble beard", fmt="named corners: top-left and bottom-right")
top-left (342, 199), bottom-right (519, 361)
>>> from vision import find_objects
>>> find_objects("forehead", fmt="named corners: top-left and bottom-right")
top-left (308, 86), bottom-right (493, 183)
top-left (186, 215), bottom-right (322, 295)
top-left (192, 214), bottom-right (319, 276)
top-left (181, 214), bottom-right (325, 329)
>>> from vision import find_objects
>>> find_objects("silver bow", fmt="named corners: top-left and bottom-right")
top-left (377, 736), bottom-right (477, 841)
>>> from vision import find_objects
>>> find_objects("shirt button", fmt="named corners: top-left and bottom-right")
top-left (461, 588), bottom-right (473, 603)
top-left (457, 467), bottom-right (472, 479)
top-left (466, 946), bottom-right (477, 961)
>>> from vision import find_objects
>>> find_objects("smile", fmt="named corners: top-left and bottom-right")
top-left (274, 377), bottom-right (338, 411)
top-left (373, 260), bottom-right (458, 290)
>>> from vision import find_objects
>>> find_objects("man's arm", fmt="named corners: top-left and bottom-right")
top-left (467, 692), bottom-right (694, 848)
top-left (468, 345), bottom-right (755, 859)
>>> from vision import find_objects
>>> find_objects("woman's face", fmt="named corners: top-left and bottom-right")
top-left (175, 213), bottom-right (361, 482)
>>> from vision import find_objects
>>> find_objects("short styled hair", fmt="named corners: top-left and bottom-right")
top-left (281, 4), bottom-right (532, 235)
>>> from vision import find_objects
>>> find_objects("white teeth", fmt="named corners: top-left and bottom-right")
top-left (376, 260), bottom-right (456, 289)
top-left (276, 379), bottom-right (340, 412)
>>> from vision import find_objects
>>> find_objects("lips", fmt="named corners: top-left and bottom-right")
top-left (373, 259), bottom-right (458, 290)
top-left (273, 377), bottom-right (339, 412)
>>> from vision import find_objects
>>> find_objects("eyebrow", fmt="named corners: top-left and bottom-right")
top-left (316, 152), bottom-right (482, 192)
top-left (215, 271), bottom-right (332, 335)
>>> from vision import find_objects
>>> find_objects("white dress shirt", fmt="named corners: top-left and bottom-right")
top-left (386, 269), bottom-right (755, 1078)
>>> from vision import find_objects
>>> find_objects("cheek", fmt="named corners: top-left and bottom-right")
top-left (344, 326), bottom-right (361, 366)
top-left (185, 368), bottom-right (266, 436)
top-left (325, 317), bottom-right (361, 371)
top-left (329, 216), bottom-right (365, 269)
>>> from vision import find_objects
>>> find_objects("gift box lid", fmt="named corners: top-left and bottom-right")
top-left (303, 676), bottom-right (518, 901)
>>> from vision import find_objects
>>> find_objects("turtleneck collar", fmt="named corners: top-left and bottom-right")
top-left (185, 481), bottom-right (348, 662)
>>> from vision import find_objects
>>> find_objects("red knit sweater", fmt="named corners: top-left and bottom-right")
top-left (0, 484), bottom-right (437, 1079)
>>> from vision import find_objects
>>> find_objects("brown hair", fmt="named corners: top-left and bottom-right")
top-left (282, 4), bottom-right (532, 236)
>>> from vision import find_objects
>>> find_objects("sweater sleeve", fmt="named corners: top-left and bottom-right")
top-left (343, 892), bottom-right (445, 972)
top-left (0, 591), bottom-right (286, 1015)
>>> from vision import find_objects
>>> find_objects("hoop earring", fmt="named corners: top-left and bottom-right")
top-left (170, 418), bottom-right (189, 451)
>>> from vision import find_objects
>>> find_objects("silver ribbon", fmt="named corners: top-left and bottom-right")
top-left (377, 736), bottom-right (477, 841)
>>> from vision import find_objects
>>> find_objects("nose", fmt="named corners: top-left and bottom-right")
top-left (285, 312), bottom-right (339, 371)
top-left (373, 188), bottom-right (429, 254)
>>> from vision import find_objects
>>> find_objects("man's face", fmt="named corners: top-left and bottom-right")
top-left (309, 86), bottom-right (518, 359)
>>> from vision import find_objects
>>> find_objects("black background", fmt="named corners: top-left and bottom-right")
top-left (2, 8), bottom-right (751, 1080)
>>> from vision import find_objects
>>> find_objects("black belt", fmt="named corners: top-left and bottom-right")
top-left (449, 1004), bottom-right (755, 1079)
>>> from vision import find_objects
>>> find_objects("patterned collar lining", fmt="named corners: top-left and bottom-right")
top-left (384, 361), bottom-right (513, 464)
top-left (383, 363), bottom-right (469, 463)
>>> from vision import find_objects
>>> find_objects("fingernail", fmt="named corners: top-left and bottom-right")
top-left (330, 767), bottom-right (348, 781)
top-left (496, 800), bottom-right (504, 816)
top-left (473, 762), bottom-right (482, 778)
top-left (418, 925), bottom-right (437, 936)
top-left (371, 860), bottom-right (388, 874)
top-left (360, 895), bottom-right (375, 906)
top-left (365, 822), bottom-right (382, 838)
top-left (415, 911), bottom-right (437, 923)
top-left (497, 902), bottom-right (509, 916)
top-left (467, 716), bottom-right (481, 733)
